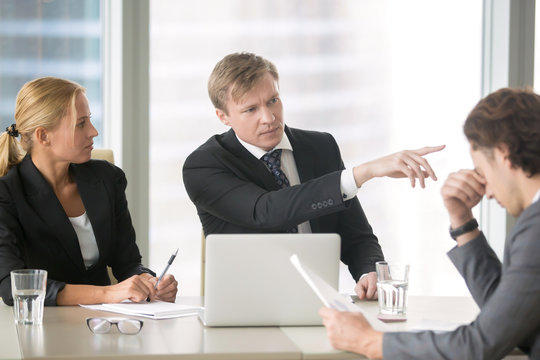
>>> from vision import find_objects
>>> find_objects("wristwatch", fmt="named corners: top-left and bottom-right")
top-left (449, 218), bottom-right (478, 240)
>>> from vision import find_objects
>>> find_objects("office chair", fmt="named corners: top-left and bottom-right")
top-left (90, 149), bottom-right (117, 285)
top-left (201, 231), bottom-right (206, 296)
top-left (91, 148), bottom-right (114, 164)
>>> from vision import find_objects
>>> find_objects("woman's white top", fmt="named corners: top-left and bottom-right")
top-left (68, 212), bottom-right (99, 268)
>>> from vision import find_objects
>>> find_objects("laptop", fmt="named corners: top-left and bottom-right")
top-left (201, 233), bottom-right (340, 327)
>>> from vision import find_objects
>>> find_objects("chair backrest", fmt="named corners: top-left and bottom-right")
top-left (90, 149), bottom-right (116, 284)
top-left (91, 148), bottom-right (114, 164)
top-left (201, 231), bottom-right (206, 296)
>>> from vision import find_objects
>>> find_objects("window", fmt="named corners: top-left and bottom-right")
top-left (0, 0), bottom-right (103, 144)
top-left (149, 0), bottom-right (482, 296)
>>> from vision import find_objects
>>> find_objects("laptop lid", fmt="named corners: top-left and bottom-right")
top-left (202, 233), bottom-right (340, 327)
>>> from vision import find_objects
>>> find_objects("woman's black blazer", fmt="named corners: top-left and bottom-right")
top-left (0, 155), bottom-right (151, 305)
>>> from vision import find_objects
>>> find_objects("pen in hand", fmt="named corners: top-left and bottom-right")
top-left (146, 248), bottom-right (178, 302)
top-left (155, 248), bottom-right (179, 290)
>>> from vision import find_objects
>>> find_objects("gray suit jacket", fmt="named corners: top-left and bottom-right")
top-left (383, 200), bottom-right (540, 359)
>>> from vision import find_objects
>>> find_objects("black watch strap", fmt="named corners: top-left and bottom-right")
top-left (449, 218), bottom-right (478, 240)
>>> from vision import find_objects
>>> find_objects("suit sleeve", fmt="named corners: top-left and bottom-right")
top-left (183, 148), bottom-right (351, 232)
top-left (107, 165), bottom-right (155, 281)
top-left (382, 228), bottom-right (540, 359)
top-left (0, 183), bottom-right (65, 306)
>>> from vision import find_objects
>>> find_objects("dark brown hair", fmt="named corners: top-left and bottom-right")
top-left (464, 87), bottom-right (540, 176)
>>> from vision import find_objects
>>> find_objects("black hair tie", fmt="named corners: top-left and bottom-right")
top-left (5, 124), bottom-right (19, 138)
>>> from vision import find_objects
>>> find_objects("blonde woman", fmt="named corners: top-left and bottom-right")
top-left (0, 77), bottom-right (177, 306)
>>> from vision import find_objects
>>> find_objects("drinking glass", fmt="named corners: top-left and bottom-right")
top-left (11, 269), bottom-right (47, 325)
top-left (376, 261), bottom-right (409, 316)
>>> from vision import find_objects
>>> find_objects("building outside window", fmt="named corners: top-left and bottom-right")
top-left (0, 0), bottom-right (103, 143)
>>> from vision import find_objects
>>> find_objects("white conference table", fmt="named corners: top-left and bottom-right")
top-left (0, 295), bottom-right (525, 360)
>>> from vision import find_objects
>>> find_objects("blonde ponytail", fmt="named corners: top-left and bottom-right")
top-left (0, 77), bottom-right (85, 177)
top-left (0, 128), bottom-right (24, 176)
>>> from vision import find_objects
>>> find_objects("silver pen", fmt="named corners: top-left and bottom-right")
top-left (154, 248), bottom-right (179, 289)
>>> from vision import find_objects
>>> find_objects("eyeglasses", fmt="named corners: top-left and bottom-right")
top-left (86, 317), bottom-right (143, 335)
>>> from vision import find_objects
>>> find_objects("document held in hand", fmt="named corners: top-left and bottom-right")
top-left (289, 254), bottom-right (361, 312)
top-left (81, 300), bottom-right (202, 320)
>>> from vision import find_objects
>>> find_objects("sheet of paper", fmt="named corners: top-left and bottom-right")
top-left (80, 300), bottom-right (202, 320)
top-left (290, 254), bottom-right (361, 312)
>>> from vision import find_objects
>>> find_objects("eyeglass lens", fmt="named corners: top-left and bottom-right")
top-left (117, 319), bottom-right (143, 334)
top-left (87, 318), bottom-right (143, 335)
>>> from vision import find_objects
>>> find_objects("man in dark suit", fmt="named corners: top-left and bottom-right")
top-left (183, 52), bottom-right (443, 298)
top-left (319, 88), bottom-right (540, 359)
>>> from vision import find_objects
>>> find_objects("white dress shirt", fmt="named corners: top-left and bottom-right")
top-left (532, 189), bottom-right (540, 204)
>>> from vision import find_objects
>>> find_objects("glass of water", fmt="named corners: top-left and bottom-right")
top-left (376, 261), bottom-right (409, 316)
top-left (11, 269), bottom-right (47, 325)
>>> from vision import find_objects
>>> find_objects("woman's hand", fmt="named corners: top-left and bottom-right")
top-left (153, 274), bottom-right (179, 302)
top-left (104, 274), bottom-right (156, 303)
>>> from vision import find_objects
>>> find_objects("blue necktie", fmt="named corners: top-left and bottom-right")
top-left (261, 149), bottom-right (298, 233)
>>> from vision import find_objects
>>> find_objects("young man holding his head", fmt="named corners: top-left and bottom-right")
top-left (183, 52), bottom-right (443, 299)
top-left (319, 88), bottom-right (540, 359)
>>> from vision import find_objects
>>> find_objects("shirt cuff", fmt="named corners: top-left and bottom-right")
top-left (359, 273), bottom-right (369, 281)
top-left (340, 168), bottom-right (358, 200)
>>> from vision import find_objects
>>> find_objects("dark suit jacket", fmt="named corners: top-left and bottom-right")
top-left (383, 200), bottom-right (540, 359)
top-left (0, 155), bottom-right (152, 306)
top-left (183, 126), bottom-right (384, 280)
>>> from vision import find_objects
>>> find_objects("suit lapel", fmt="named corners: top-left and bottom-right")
top-left (286, 127), bottom-right (321, 232)
top-left (218, 129), bottom-right (280, 191)
top-left (20, 156), bottom-right (85, 271)
top-left (70, 163), bottom-right (112, 268)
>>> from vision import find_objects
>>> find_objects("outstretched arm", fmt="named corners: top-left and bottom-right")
top-left (353, 145), bottom-right (445, 188)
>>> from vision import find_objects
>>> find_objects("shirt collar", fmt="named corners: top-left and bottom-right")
top-left (532, 189), bottom-right (540, 204)
top-left (235, 130), bottom-right (293, 159)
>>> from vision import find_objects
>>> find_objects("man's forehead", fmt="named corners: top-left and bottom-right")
top-left (229, 81), bottom-right (279, 105)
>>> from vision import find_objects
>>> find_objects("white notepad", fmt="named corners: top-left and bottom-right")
top-left (290, 254), bottom-right (361, 313)
top-left (81, 300), bottom-right (202, 320)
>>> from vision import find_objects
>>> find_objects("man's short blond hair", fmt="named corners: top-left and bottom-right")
top-left (208, 52), bottom-right (279, 113)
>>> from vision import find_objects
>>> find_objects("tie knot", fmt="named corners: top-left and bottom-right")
top-left (261, 149), bottom-right (282, 170)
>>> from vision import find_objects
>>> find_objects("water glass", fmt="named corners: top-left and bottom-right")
top-left (11, 269), bottom-right (47, 325)
top-left (376, 261), bottom-right (409, 316)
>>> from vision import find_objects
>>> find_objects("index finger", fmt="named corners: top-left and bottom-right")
top-left (137, 274), bottom-right (157, 300)
top-left (412, 145), bottom-right (446, 156)
top-left (471, 169), bottom-right (487, 184)
top-left (406, 152), bottom-right (438, 181)
top-left (156, 274), bottom-right (174, 289)
top-left (458, 170), bottom-right (487, 196)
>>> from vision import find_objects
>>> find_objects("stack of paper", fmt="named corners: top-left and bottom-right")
top-left (81, 300), bottom-right (202, 320)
